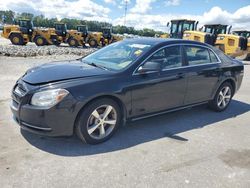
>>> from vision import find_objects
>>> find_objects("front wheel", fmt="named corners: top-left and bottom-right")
top-left (208, 82), bottom-right (233, 112)
top-left (75, 98), bottom-right (122, 144)
top-left (34, 36), bottom-right (47, 46)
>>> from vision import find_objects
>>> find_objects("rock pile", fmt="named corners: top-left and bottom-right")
top-left (0, 44), bottom-right (97, 57)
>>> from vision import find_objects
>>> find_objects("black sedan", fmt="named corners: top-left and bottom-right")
top-left (11, 39), bottom-right (244, 144)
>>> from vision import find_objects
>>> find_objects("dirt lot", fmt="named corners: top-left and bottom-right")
top-left (0, 55), bottom-right (250, 187)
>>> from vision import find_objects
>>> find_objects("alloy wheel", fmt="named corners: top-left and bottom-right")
top-left (217, 86), bottom-right (231, 109)
top-left (87, 105), bottom-right (117, 140)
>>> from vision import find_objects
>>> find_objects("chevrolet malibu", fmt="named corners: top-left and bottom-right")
top-left (11, 39), bottom-right (244, 144)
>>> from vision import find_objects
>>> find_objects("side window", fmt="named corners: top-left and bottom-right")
top-left (185, 46), bottom-right (211, 65)
top-left (146, 46), bottom-right (182, 70)
top-left (147, 49), bottom-right (166, 64)
top-left (163, 46), bottom-right (182, 69)
top-left (209, 50), bottom-right (219, 63)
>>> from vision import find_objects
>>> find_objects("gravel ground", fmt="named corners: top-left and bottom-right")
top-left (0, 36), bottom-right (96, 57)
top-left (0, 56), bottom-right (250, 187)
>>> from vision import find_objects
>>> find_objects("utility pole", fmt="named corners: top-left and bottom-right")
top-left (124, 0), bottom-right (128, 26)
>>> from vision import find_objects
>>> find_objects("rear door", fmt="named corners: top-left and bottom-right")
top-left (183, 45), bottom-right (221, 104)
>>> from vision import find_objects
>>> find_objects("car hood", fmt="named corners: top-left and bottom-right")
top-left (22, 60), bottom-right (109, 85)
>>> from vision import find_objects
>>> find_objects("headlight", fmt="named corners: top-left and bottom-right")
top-left (31, 89), bottom-right (69, 107)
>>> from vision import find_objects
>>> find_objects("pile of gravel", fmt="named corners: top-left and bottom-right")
top-left (0, 44), bottom-right (97, 57)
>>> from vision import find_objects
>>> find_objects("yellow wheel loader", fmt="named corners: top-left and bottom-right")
top-left (168, 19), bottom-right (198, 39)
top-left (183, 24), bottom-right (229, 45)
top-left (66, 25), bottom-right (89, 47)
top-left (54, 23), bottom-right (90, 47)
top-left (100, 27), bottom-right (123, 47)
top-left (1, 19), bottom-right (33, 45)
top-left (215, 30), bottom-right (250, 60)
top-left (1, 19), bottom-right (58, 46)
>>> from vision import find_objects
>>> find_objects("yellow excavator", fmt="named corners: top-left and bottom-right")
top-left (1, 19), bottom-right (58, 46)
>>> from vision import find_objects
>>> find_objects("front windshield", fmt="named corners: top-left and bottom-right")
top-left (171, 23), bottom-right (178, 33)
top-left (82, 41), bottom-right (152, 71)
top-left (183, 22), bottom-right (194, 31)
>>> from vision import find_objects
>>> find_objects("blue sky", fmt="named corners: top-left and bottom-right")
top-left (0, 0), bottom-right (250, 30)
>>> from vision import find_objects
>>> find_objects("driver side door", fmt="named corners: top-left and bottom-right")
top-left (131, 45), bottom-right (188, 117)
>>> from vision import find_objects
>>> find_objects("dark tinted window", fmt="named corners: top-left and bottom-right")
top-left (147, 46), bottom-right (182, 69)
top-left (185, 46), bottom-right (210, 65)
top-left (163, 46), bottom-right (182, 69)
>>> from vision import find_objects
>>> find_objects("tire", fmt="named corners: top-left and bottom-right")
top-left (208, 82), bottom-right (233, 112)
top-left (68, 37), bottom-right (79, 47)
top-left (34, 36), bottom-right (47, 46)
top-left (75, 98), bottom-right (122, 144)
top-left (10, 34), bottom-right (24, 45)
top-left (88, 38), bottom-right (98, 48)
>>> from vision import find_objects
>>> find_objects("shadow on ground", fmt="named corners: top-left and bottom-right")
top-left (21, 100), bottom-right (250, 156)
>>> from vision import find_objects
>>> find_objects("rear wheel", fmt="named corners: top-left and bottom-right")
top-left (68, 37), bottom-right (79, 47)
top-left (75, 98), bottom-right (122, 144)
top-left (208, 82), bottom-right (233, 112)
top-left (10, 34), bottom-right (24, 45)
top-left (34, 36), bottom-right (47, 46)
top-left (88, 38), bottom-right (98, 48)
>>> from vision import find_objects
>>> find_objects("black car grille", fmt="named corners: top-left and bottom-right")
top-left (12, 83), bottom-right (27, 104)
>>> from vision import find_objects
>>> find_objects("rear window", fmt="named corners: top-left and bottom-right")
top-left (209, 50), bottom-right (219, 62)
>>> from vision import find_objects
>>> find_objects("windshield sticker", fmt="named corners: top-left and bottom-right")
top-left (134, 50), bottom-right (143, 56)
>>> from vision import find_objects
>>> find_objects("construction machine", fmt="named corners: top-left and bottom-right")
top-left (85, 27), bottom-right (123, 48)
top-left (168, 19), bottom-right (198, 39)
top-left (168, 19), bottom-right (249, 60)
top-left (54, 23), bottom-right (91, 47)
top-left (183, 24), bottom-right (229, 45)
top-left (216, 31), bottom-right (250, 60)
top-left (232, 30), bottom-right (250, 38)
top-left (1, 19), bottom-right (58, 46)
top-left (66, 25), bottom-right (89, 47)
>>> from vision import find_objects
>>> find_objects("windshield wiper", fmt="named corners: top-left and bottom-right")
top-left (85, 62), bottom-right (109, 71)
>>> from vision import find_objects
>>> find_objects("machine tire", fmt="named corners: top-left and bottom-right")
top-left (10, 34), bottom-right (24, 45)
top-left (88, 38), bottom-right (98, 48)
top-left (34, 36), bottom-right (47, 46)
top-left (68, 37), bottom-right (79, 47)
top-left (236, 53), bottom-right (249, 61)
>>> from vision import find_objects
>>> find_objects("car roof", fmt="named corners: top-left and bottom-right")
top-left (124, 38), bottom-right (210, 48)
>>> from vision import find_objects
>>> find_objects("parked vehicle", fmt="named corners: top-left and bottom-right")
top-left (10, 39), bottom-right (244, 144)
top-left (1, 19), bottom-right (58, 46)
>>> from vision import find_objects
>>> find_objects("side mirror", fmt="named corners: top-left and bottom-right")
top-left (137, 61), bottom-right (161, 74)
top-left (167, 22), bottom-right (170, 27)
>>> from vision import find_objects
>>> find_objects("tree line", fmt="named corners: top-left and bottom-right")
top-left (0, 10), bottom-right (164, 37)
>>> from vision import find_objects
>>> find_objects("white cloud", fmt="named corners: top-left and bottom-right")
top-left (113, 5), bottom-right (250, 31)
top-left (130, 0), bottom-right (155, 14)
top-left (165, 0), bottom-right (180, 6)
top-left (0, 0), bottom-right (111, 22)
top-left (0, 0), bottom-right (249, 31)
top-left (104, 0), bottom-right (116, 5)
